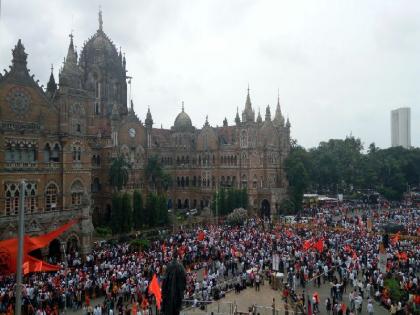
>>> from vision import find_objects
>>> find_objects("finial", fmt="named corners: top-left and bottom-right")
top-left (182, 101), bottom-right (184, 112)
top-left (247, 83), bottom-right (250, 95)
top-left (236, 106), bottom-right (239, 113)
top-left (130, 99), bottom-right (134, 111)
top-left (98, 6), bottom-right (103, 31)
top-left (50, 64), bottom-right (54, 73)
top-left (69, 32), bottom-right (74, 46)
top-left (277, 89), bottom-right (280, 105)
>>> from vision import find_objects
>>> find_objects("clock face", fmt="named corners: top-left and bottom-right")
top-left (128, 128), bottom-right (136, 138)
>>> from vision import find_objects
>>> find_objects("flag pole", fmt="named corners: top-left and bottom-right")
top-left (15, 180), bottom-right (26, 315)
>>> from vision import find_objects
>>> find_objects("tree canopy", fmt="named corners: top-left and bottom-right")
top-left (285, 136), bottom-right (420, 209)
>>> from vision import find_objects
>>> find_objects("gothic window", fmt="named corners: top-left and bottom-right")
top-left (92, 178), bottom-right (101, 193)
top-left (186, 177), bottom-right (189, 187)
top-left (4, 183), bottom-right (19, 215)
top-left (5, 140), bottom-right (37, 164)
top-left (241, 174), bottom-right (247, 189)
top-left (45, 183), bottom-right (58, 211)
top-left (240, 130), bottom-right (248, 148)
top-left (177, 177), bottom-right (180, 187)
top-left (71, 180), bottom-right (84, 206)
top-left (227, 176), bottom-right (231, 187)
top-left (253, 175), bottom-right (258, 189)
top-left (72, 145), bottom-right (82, 161)
top-left (95, 102), bottom-right (100, 115)
top-left (25, 183), bottom-right (37, 213)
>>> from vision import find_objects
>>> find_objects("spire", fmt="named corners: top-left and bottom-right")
top-left (265, 105), bottom-right (271, 122)
top-left (223, 117), bottom-right (228, 127)
top-left (46, 64), bottom-right (57, 95)
top-left (204, 115), bottom-right (209, 127)
top-left (98, 6), bottom-right (103, 31)
top-left (235, 107), bottom-right (240, 125)
top-left (59, 32), bottom-right (81, 88)
top-left (242, 85), bottom-right (255, 122)
top-left (286, 117), bottom-right (291, 128)
top-left (273, 90), bottom-right (285, 127)
top-left (182, 101), bottom-right (184, 112)
top-left (145, 106), bottom-right (153, 128)
top-left (11, 39), bottom-right (28, 70)
top-left (65, 32), bottom-right (77, 65)
top-left (256, 108), bottom-right (262, 123)
top-left (130, 99), bottom-right (134, 112)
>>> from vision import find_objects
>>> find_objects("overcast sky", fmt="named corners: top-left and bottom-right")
top-left (0, 0), bottom-right (418, 149)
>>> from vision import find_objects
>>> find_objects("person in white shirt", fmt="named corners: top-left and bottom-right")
top-left (367, 299), bottom-right (373, 315)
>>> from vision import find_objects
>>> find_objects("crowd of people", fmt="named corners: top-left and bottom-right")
top-left (0, 204), bottom-right (419, 315)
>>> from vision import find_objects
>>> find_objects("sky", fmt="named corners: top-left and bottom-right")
top-left (0, 0), bottom-right (418, 149)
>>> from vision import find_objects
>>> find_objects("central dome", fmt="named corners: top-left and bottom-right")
top-left (174, 104), bottom-right (193, 132)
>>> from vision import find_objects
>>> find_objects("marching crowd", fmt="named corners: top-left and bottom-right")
top-left (0, 204), bottom-right (419, 315)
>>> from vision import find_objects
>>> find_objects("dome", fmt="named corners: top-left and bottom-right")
top-left (80, 30), bottom-right (120, 66)
top-left (174, 104), bottom-right (193, 132)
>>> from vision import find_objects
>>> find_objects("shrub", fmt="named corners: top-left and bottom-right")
top-left (95, 226), bottom-right (112, 237)
top-left (130, 238), bottom-right (150, 251)
top-left (226, 208), bottom-right (248, 226)
top-left (384, 278), bottom-right (406, 303)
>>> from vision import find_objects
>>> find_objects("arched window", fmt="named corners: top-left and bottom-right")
top-left (44, 143), bottom-right (51, 162)
top-left (240, 130), bottom-right (248, 148)
top-left (51, 143), bottom-right (60, 162)
top-left (45, 183), bottom-right (58, 211)
top-left (253, 175), bottom-right (258, 189)
top-left (4, 183), bottom-right (19, 215)
top-left (71, 180), bottom-right (84, 206)
top-left (92, 178), bottom-right (101, 193)
top-left (241, 174), bottom-right (247, 189)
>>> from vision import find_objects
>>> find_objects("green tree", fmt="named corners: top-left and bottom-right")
top-left (109, 155), bottom-right (131, 191)
top-left (156, 194), bottom-right (168, 226)
top-left (110, 193), bottom-right (123, 234)
top-left (133, 190), bottom-right (144, 229)
top-left (145, 193), bottom-right (158, 227)
top-left (285, 145), bottom-right (310, 211)
top-left (121, 193), bottom-right (133, 233)
top-left (145, 156), bottom-right (171, 193)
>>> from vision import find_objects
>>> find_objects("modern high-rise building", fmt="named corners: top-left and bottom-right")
top-left (391, 107), bottom-right (411, 148)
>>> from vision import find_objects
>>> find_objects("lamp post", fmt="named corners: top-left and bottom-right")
top-left (15, 180), bottom-right (26, 315)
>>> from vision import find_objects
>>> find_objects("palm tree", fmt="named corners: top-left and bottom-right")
top-left (145, 156), bottom-right (171, 193)
top-left (109, 155), bottom-right (131, 191)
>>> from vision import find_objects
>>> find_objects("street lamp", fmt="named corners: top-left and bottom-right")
top-left (15, 180), bottom-right (26, 315)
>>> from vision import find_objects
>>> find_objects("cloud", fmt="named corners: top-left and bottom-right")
top-left (0, 0), bottom-right (418, 148)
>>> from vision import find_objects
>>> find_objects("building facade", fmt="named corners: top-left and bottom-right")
top-left (0, 12), bottom-right (290, 254)
top-left (391, 107), bottom-right (411, 149)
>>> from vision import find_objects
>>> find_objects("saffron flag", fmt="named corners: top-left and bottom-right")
top-left (0, 219), bottom-right (77, 274)
top-left (313, 239), bottom-right (324, 253)
top-left (303, 240), bottom-right (313, 251)
top-left (197, 230), bottom-right (205, 241)
top-left (148, 274), bottom-right (162, 310)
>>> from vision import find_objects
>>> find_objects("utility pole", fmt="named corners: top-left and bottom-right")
top-left (15, 180), bottom-right (26, 315)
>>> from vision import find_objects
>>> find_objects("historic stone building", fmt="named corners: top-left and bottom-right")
top-left (0, 11), bottom-right (290, 254)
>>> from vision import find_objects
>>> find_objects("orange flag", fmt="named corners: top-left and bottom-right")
top-left (313, 239), bottom-right (324, 253)
top-left (303, 240), bottom-right (313, 251)
top-left (0, 219), bottom-right (77, 274)
top-left (148, 274), bottom-right (162, 310)
top-left (197, 230), bottom-right (205, 241)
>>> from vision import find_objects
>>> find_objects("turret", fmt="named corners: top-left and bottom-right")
top-left (256, 108), bottom-right (262, 124)
top-left (59, 33), bottom-right (82, 88)
top-left (241, 86), bottom-right (255, 123)
top-left (235, 107), bottom-right (240, 125)
top-left (265, 105), bottom-right (271, 122)
top-left (46, 65), bottom-right (57, 96)
top-left (223, 117), bottom-right (228, 127)
top-left (273, 92), bottom-right (285, 127)
top-left (145, 107), bottom-right (153, 128)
